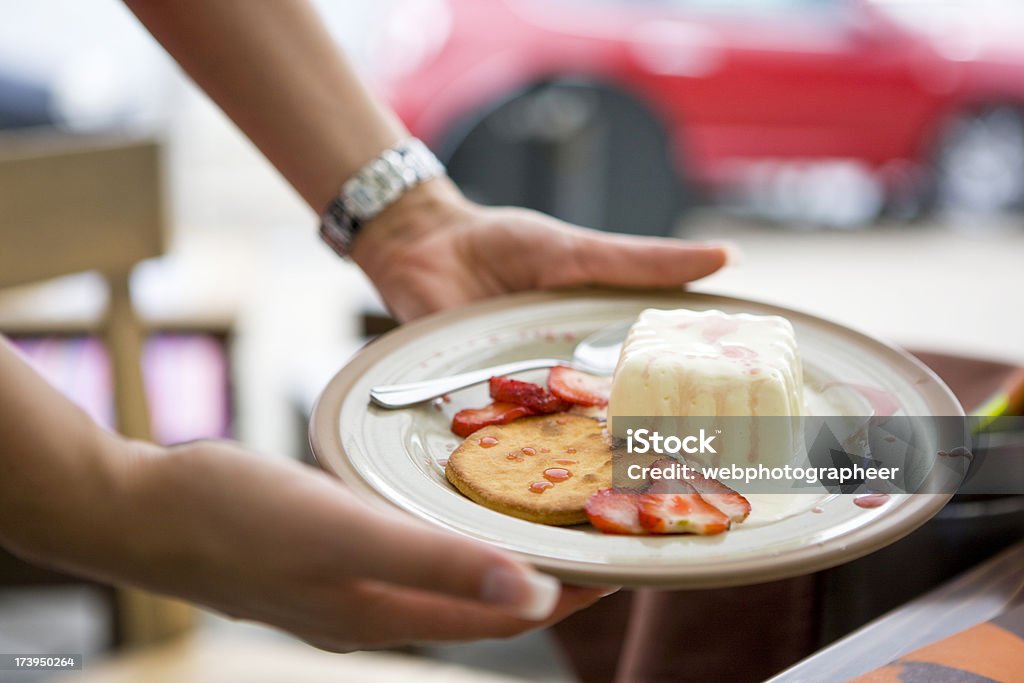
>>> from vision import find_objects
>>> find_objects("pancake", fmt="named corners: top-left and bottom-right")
top-left (445, 414), bottom-right (612, 525)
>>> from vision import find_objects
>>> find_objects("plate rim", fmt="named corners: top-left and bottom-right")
top-left (310, 288), bottom-right (962, 588)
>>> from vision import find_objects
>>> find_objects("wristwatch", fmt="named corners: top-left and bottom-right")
top-left (319, 137), bottom-right (446, 257)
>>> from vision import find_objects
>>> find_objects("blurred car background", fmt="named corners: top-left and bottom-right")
top-left (0, 1), bottom-right (1021, 682)
top-left (4, 0), bottom-right (1024, 231)
top-left (370, 0), bottom-right (1024, 232)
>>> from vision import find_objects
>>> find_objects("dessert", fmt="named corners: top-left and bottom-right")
top-left (445, 414), bottom-right (612, 525)
top-left (439, 312), bottom-right (773, 535)
top-left (607, 308), bottom-right (804, 469)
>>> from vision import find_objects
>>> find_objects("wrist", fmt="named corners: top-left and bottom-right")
top-left (320, 138), bottom-right (449, 258)
top-left (350, 176), bottom-right (469, 281)
top-left (0, 429), bottom-right (154, 579)
top-left (63, 440), bottom-right (232, 599)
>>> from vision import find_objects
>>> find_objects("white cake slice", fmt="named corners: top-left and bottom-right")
top-left (608, 308), bottom-right (804, 469)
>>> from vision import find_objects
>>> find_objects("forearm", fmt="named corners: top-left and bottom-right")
top-left (0, 338), bottom-right (138, 576)
top-left (124, 0), bottom-right (408, 212)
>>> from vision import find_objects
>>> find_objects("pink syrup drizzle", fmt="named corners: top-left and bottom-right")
top-left (854, 493), bottom-right (890, 509)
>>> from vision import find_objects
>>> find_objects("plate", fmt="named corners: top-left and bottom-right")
top-left (310, 289), bottom-right (962, 588)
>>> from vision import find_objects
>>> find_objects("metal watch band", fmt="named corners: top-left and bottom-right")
top-left (319, 138), bottom-right (446, 257)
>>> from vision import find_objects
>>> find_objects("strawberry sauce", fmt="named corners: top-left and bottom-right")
top-left (544, 467), bottom-right (572, 482)
top-left (854, 493), bottom-right (890, 509)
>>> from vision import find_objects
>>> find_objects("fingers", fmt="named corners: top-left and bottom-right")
top-left (340, 581), bottom-right (609, 647)
top-left (339, 505), bottom-right (562, 620)
top-left (552, 228), bottom-right (732, 289)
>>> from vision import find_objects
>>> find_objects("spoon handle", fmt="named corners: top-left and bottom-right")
top-left (369, 358), bottom-right (566, 408)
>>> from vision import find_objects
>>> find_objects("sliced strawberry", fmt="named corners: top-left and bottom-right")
top-left (685, 471), bottom-right (752, 523)
top-left (585, 488), bottom-right (646, 535)
top-left (451, 402), bottom-right (534, 437)
top-left (489, 376), bottom-right (568, 414)
top-left (645, 458), bottom-right (751, 523)
top-left (646, 478), bottom-right (693, 495)
top-left (637, 488), bottom-right (731, 535)
top-left (644, 458), bottom-right (691, 493)
top-left (548, 366), bottom-right (612, 407)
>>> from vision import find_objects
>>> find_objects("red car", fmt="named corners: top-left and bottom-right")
top-left (368, 0), bottom-right (1024, 233)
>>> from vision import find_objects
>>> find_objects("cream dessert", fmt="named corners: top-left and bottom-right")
top-left (608, 308), bottom-right (804, 469)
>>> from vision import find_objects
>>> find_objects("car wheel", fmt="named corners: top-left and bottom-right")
top-left (437, 80), bottom-right (687, 236)
top-left (932, 106), bottom-right (1024, 215)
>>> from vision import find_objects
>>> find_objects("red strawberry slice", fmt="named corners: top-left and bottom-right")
top-left (637, 487), bottom-right (731, 535)
top-left (644, 458), bottom-right (692, 494)
top-left (489, 376), bottom-right (568, 414)
top-left (547, 366), bottom-right (612, 407)
top-left (450, 402), bottom-right (534, 437)
top-left (685, 471), bottom-right (751, 523)
top-left (647, 478), bottom-right (693, 495)
top-left (645, 459), bottom-right (751, 523)
top-left (585, 488), bottom-right (646, 535)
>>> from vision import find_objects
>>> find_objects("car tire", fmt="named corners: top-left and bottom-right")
top-left (931, 105), bottom-right (1024, 216)
top-left (437, 80), bottom-right (687, 236)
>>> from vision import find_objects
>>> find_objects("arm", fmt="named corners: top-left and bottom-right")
top-left (0, 338), bottom-right (604, 648)
top-left (124, 0), bottom-right (403, 212)
top-left (125, 0), bottom-right (731, 321)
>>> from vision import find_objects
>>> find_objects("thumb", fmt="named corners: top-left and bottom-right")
top-left (553, 229), bottom-right (733, 289)
top-left (347, 507), bottom-right (562, 621)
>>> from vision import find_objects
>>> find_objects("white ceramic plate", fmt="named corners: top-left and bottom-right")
top-left (310, 290), bottom-right (962, 588)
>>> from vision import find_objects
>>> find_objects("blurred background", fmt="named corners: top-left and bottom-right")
top-left (0, 0), bottom-right (1022, 681)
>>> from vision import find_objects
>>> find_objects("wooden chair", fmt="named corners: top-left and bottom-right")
top-left (0, 131), bottom-right (195, 647)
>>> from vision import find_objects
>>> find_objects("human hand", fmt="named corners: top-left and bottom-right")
top-left (104, 440), bottom-right (608, 651)
top-left (352, 179), bottom-right (731, 322)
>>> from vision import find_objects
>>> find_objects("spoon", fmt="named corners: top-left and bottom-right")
top-left (369, 321), bottom-right (630, 409)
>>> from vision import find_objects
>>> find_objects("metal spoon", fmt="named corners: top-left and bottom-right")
top-left (369, 321), bottom-right (630, 409)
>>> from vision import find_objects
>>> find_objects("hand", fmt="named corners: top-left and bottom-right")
top-left (353, 179), bottom-right (731, 322)
top-left (103, 440), bottom-right (608, 651)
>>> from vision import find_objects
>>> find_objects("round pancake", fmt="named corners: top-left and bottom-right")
top-left (445, 414), bottom-right (612, 525)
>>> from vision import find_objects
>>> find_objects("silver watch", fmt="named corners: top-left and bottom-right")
top-left (319, 138), bottom-right (446, 257)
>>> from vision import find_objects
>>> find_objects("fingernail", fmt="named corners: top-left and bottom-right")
top-left (599, 586), bottom-right (622, 597)
top-left (708, 240), bottom-right (742, 266)
top-left (481, 566), bottom-right (560, 621)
